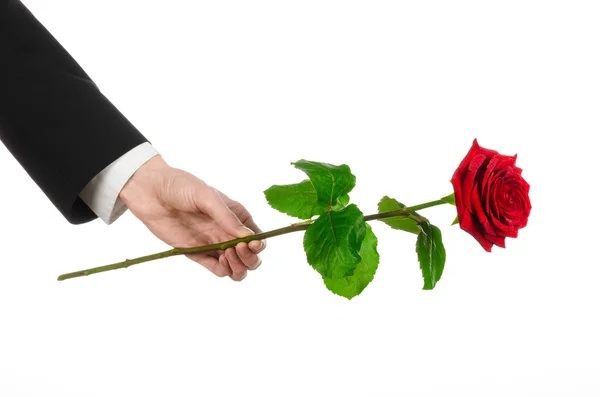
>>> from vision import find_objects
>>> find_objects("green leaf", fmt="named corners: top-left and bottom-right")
top-left (323, 224), bottom-right (379, 300)
top-left (416, 222), bottom-right (446, 290)
top-left (264, 180), bottom-right (328, 219)
top-left (264, 161), bottom-right (355, 219)
top-left (303, 204), bottom-right (366, 278)
top-left (441, 193), bottom-right (456, 206)
top-left (332, 194), bottom-right (350, 211)
top-left (293, 160), bottom-right (356, 207)
top-left (377, 196), bottom-right (421, 235)
top-left (451, 215), bottom-right (459, 226)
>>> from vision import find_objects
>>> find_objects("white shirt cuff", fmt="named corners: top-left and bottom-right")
top-left (79, 142), bottom-right (160, 225)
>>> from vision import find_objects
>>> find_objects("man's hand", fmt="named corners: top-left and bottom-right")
top-left (118, 155), bottom-right (265, 281)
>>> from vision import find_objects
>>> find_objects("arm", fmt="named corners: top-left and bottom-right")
top-left (0, 1), bottom-right (266, 280)
top-left (0, 0), bottom-right (149, 224)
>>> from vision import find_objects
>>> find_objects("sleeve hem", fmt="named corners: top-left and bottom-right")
top-left (78, 142), bottom-right (160, 225)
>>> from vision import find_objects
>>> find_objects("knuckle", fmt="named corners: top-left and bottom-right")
top-left (239, 212), bottom-right (253, 225)
top-left (210, 187), bottom-right (222, 200)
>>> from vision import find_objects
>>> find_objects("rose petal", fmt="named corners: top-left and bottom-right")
top-left (451, 169), bottom-right (466, 223)
top-left (484, 233), bottom-right (506, 248)
top-left (495, 155), bottom-right (517, 171)
top-left (455, 139), bottom-right (482, 176)
top-left (503, 225), bottom-right (518, 238)
top-left (481, 156), bottom-right (500, 217)
top-left (471, 182), bottom-right (497, 236)
top-left (462, 154), bottom-right (487, 214)
top-left (486, 173), bottom-right (503, 220)
top-left (460, 213), bottom-right (493, 252)
top-left (491, 213), bottom-right (513, 233)
top-left (455, 139), bottom-right (499, 183)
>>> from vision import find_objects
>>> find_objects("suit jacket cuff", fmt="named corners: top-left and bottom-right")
top-left (79, 142), bottom-right (160, 225)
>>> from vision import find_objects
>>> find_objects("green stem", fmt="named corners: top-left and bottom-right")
top-left (363, 199), bottom-right (446, 222)
top-left (57, 198), bottom-right (449, 281)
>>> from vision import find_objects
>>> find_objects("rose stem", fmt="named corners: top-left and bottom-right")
top-left (57, 199), bottom-right (448, 281)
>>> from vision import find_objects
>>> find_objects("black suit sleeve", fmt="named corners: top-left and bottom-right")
top-left (0, 0), bottom-right (150, 224)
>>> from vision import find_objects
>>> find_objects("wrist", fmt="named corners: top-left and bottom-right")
top-left (119, 154), bottom-right (169, 207)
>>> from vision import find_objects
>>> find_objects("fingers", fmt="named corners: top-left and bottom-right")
top-left (249, 239), bottom-right (266, 254)
top-left (243, 214), bottom-right (262, 235)
top-left (197, 187), bottom-right (266, 254)
top-left (224, 248), bottom-right (247, 281)
top-left (243, 217), bottom-right (267, 254)
top-left (187, 186), bottom-right (266, 281)
top-left (185, 253), bottom-right (231, 278)
top-left (185, 248), bottom-right (260, 282)
top-left (224, 243), bottom-right (263, 281)
top-left (196, 188), bottom-right (253, 238)
top-left (235, 242), bottom-right (261, 270)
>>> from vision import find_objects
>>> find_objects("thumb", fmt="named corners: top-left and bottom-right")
top-left (200, 189), bottom-right (255, 238)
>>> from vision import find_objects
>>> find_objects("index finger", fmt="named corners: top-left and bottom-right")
top-left (244, 217), bottom-right (266, 253)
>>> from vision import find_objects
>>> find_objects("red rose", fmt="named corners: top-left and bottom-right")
top-left (451, 139), bottom-right (531, 252)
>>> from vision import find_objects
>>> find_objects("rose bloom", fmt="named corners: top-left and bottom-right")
top-left (451, 139), bottom-right (531, 252)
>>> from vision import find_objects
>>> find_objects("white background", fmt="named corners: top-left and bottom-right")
top-left (1, 1), bottom-right (599, 396)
